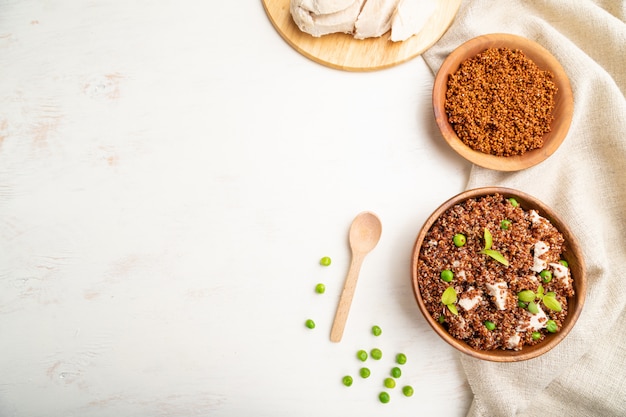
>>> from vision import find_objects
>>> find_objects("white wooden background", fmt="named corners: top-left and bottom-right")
top-left (0, 1), bottom-right (472, 416)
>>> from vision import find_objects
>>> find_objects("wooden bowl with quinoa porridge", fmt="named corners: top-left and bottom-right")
top-left (410, 187), bottom-right (585, 362)
top-left (432, 33), bottom-right (574, 171)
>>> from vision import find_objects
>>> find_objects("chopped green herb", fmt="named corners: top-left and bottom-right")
top-left (483, 228), bottom-right (493, 250)
top-left (542, 294), bottom-right (562, 312)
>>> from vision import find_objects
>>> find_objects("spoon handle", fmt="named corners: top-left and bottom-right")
top-left (330, 252), bottom-right (365, 343)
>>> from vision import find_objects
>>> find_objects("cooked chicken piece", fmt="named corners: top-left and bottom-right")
top-left (291, 0), bottom-right (366, 37)
top-left (296, 0), bottom-right (356, 14)
top-left (354, 0), bottom-right (401, 39)
top-left (390, 0), bottom-right (436, 42)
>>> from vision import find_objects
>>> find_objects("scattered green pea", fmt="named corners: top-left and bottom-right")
top-left (484, 320), bottom-right (496, 331)
top-left (379, 392), bottom-right (390, 404)
top-left (342, 375), bottom-right (353, 387)
top-left (559, 259), bottom-right (569, 267)
top-left (390, 367), bottom-right (401, 378)
top-left (508, 198), bottom-right (519, 207)
top-left (372, 325), bottom-right (382, 336)
top-left (500, 219), bottom-right (512, 230)
top-left (540, 269), bottom-right (552, 283)
top-left (315, 283), bottom-right (325, 294)
top-left (438, 315), bottom-right (445, 324)
top-left (532, 331), bottom-right (541, 341)
top-left (305, 319), bottom-right (315, 329)
top-left (370, 348), bottom-right (382, 360)
top-left (320, 256), bottom-right (331, 266)
top-left (402, 385), bottom-right (414, 397)
top-left (359, 367), bottom-right (371, 379)
top-left (396, 353), bottom-right (407, 365)
top-left (440, 269), bottom-right (454, 283)
top-left (546, 320), bottom-right (558, 333)
top-left (453, 233), bottom-right (466, 247)
top-left (357, 350), bottom-right (368, 362)
top-left (384, 378), bottom-right (396, 389)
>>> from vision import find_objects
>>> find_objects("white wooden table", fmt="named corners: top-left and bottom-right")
top-left (0, 2), bottom-right (472, 416)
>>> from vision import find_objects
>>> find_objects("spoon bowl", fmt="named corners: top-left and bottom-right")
top-left (330, 212), bottom-right (382, 342)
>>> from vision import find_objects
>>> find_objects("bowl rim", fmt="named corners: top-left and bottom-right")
top-left (410, 186), bottom-right (586, 362)
top-left (432, 33), bottom-right (574, 172)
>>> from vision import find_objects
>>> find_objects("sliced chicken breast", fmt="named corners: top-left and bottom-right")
top-left (296, 0), bottom-right (355, 15)
top-left (291, 0), bottom-right (366, 37)
top-left (354, 0), bottom-right (401, 39)
top-left (390, 0), bottom-right (436, 42)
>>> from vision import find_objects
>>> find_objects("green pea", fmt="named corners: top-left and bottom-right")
top-left (453, 233), bottom-right (466, 247)
top-left (342, 375), bottom-right (353, 387)
top-left (402, 385), bottom-right (414, 397)
top-left (532, 331), bottom-right (541, 341)
top-left (500, 219), bottom-right (512, 230)
top-left (315, 283), bottom-right (325, 294)
top-left (484, 320), bottom-right (496, 331)
top-left (546, 320), bottom-right (558, 333)
top-left (540, 269), bottom-right (552, 283)
top-left (508, 198), bottom-right (519, 207)
top-left (384, 378), bottom-right (396, 389)
top-left (396, 353), bottom-right (407, 365)
top-left (370, 348), bottom-right (382, 360)
top-left (372, 325), bottom-right (382, 336)
top-left (440, 269), bottom-right (454, 282)
top-left (379, 392), bottom-right (390, 404)
top-left (320, 256), bottom-right (331, 266)
top-left (559, 259), bottom-right (569, 267)
top-left (359, 367), bottom-right (371, 379)
top-left (305, 319), bottom-right (315, 329)
top-left (438, 315), bottom-right (445, 324)
top-left (390, 367), bottom-right (401, 378)
top-left (357, 350), bottom-right (368, 362)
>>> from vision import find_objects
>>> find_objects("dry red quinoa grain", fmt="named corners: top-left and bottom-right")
top-left (445, 47), bottom-right (557, 156)
top-left (416, 194), bottom-right (574, 351)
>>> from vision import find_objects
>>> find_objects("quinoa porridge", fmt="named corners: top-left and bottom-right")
top-left (415, 194), bottom-right (574, 351)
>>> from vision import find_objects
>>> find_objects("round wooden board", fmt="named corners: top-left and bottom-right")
top-left (262, 0), bottom-right (462, 71)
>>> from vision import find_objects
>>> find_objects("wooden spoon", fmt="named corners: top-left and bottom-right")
top-left (330, 212), bottom-right (382, 343)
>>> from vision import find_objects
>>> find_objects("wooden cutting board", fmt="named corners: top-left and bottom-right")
top-left (262, 0), bottom-right (462, 71)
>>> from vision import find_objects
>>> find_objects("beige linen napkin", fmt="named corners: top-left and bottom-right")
top-left (422, 1), bottom-right (626, 416)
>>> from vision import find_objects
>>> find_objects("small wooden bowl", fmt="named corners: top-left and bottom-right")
top-left (432, 34), bottom-right (574, 171)
top-left (410, 187), bottom-right (586, 362)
